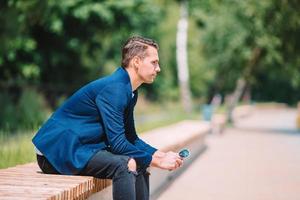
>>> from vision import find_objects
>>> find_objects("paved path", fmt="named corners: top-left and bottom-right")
top-left (158, 108), bottom-right (300, 200)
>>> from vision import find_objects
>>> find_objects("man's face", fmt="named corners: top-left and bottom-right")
top-left (136, 46), bottom-right (160, 84)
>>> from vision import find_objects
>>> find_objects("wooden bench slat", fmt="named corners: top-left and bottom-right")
top-left (0, 163), bottom-right (111, 200)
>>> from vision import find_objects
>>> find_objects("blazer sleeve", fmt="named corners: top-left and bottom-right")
top-left (95, 83), bottom-right (152, 168)
top-left (127, 109), bottom-right (157, 155)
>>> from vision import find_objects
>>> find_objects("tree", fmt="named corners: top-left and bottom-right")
top-left (191, 0), bottom-right (300, 110)
top-left (176, 0), bottom-right (192, 113)
top-left (0, 0), bottom-right (162, 107)
top-left (0, 0), bottom-right (163, 130)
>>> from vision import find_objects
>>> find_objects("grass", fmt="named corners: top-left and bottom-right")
top-left (0, 131), bottom-right (36, 169)
top-left (135, 107), bottom-right (200, 133)
top-left (0, 101), bottom-right (202, 169)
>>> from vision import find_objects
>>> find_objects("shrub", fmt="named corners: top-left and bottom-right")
top-left (17, 88), bottom-right (49, 130)
top-left (0, 88), bottom-right (49, 131)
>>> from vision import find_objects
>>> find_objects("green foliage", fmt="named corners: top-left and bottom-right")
top-left (0, 88), bottom-right (48, 131)
top-left (1, 0), bottom-right (300, 168)
top-left (191, 0), bottom-right (300, 104)
top-left (17, 88), bottom-right (48, 130)
top-left (0, 0), bottom-right (163, 104)
top-left (0, 92), bottom-right (17, 131)
top-left (1, 0), bottom-right (300, 134)
top-left (188, 16), bottom-right (214, 98)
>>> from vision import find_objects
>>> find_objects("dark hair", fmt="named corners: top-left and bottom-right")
top-left (121, 36), bottom-right (159, 68)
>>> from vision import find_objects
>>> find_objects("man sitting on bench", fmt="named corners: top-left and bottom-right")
top-left (32, 36), bottom-right (183, 200)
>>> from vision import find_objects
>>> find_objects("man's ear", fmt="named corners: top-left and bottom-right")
top-left (132, 56), bottom-right (141, 69)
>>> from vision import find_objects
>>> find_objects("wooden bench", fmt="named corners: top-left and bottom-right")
top-left (0, 163), bottom-right (111, 200)
top-left (0, 120), bottom-right (210, 200)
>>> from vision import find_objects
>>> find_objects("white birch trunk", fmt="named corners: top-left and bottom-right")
top-left (176, 0), bottom-right (192, 113)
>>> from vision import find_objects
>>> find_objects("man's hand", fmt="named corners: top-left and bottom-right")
top-left (151, 150), bottom-right (183, 171)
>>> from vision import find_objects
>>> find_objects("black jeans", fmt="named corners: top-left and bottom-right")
top-left (36, 150), bottom-right (150, 200)
top-left (37, 154), bottom-right (59, 174)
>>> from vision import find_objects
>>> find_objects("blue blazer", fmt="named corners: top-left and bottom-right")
top-left (32, 67), bottom-right (157, 175)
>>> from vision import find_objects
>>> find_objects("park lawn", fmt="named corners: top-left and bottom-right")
top-left (0, 131), bottom-right (36, 169)
top-left (136, 109), bottom-right (200, 133)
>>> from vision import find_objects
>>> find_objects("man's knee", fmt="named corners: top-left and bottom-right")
top-left (127, 158), bottom-right (137, 172)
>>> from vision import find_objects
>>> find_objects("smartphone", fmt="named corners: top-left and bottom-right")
top-left (179, 148), bottom-right (190, 158)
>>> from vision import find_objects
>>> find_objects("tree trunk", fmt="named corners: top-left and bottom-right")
top-left (227, 47), bottom-right (262, 122)
top-left (227, 78), bottom-right (246, 123)
top-left (176, 0), bottom-right (192, 113)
